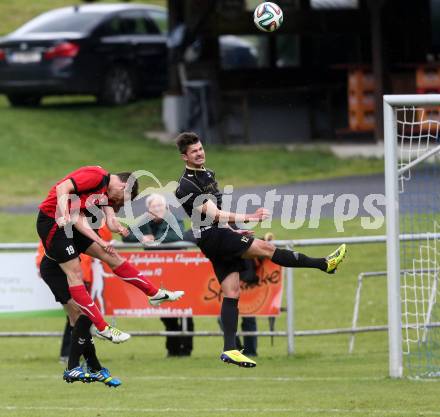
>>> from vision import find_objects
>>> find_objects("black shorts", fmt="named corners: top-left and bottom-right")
top-left (196, 226), bottom-right (254, 283)
top-left (36, 211), bottom-right (95, 263)
top-left (40, 256), bottom-right (70, 304)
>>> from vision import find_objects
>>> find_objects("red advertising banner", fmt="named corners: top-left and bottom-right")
top-left (92, 251), bottom-right (283, 317)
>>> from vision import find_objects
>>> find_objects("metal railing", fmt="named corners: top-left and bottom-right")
top-left (349, 268), bottom-right (440, 354)
top-left (2, 232), bottom-right (440, 355)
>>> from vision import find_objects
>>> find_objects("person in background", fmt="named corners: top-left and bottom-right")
top-left (123, 193), bottom-right (194, 357)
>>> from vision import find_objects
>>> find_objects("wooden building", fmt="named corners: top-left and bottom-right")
top-left (163, 0), bottom-right (434, 143)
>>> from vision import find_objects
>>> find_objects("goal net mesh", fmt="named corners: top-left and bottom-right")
top-left (397, 106), bottom-right (440, 377)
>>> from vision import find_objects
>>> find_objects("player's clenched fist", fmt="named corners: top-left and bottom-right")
top-left (246, 208), bottom-right (270, 222)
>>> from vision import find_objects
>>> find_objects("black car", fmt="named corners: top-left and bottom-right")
top-left (0, 3), bottom-right (168, 106)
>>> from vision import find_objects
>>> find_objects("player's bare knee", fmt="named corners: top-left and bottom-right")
top-left (65, 300), bottom-right (82, 325)
top-left (66, 268), bottom-right (84, 286)
top-left (69, 310), bottom-right (82, 326)
top-left (93, 249), bottom-right (123, 269)
top-left (221, 277), bottom-right (240, 298)
top-left (253, 240), bottom-right (275, 258)
top-left (230, 283), bottom-right (240, 298)
top-left (107, 253), bottom-right (124, 269)
top-left (224, 287), bottom-right (240, 298)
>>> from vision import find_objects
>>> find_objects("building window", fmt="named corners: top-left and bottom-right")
top-left (220, 35), bottom-right (263, 69)
top-left (220, 34), bottom-right (300, 70)
top-left (310, 0), bottom-right (359, 9)
top-left (245, 0), bottom-right (299, 11)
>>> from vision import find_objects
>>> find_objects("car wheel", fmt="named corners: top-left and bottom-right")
top-left (98, 65), bottom-right (136, 105)
top-left (7, 94), bottom-right (42, 107)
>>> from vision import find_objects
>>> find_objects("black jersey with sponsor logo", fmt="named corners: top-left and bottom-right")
top-left (175, 166), bottom-right (254, 282)
top-left (175, 167), bottom-right (222, 227)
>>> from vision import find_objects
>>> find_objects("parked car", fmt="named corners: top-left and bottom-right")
top-left (0, 3), bottom-right (168, 106)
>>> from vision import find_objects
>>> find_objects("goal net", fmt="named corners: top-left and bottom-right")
top-left (385, 95), bottom-right (440, 378)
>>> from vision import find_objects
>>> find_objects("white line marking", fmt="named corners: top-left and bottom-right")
top-left (3, 406), bottom-right (440, 415)
top-left (8, 374), bottom-right (387, 382)
top-left (129, 375), bottom-right (386, 382)
top-left (11, 373), bottom-right (440, 383)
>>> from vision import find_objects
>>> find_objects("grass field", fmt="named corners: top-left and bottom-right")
top-left (0, 0), bottom-right (167, 36)
top-left (3, 317), bottom-right (439, 417)
top-left (0, 95), bottom-right (383, 207)
top-left (2, 323), bottom-right (430, 417)
top-left (3, 217), bottom-right (437, 417)
top-left (0, 0), bottom-right (383, 205)
top-left (0, 1), bottom-right (384, 208)
top-left (0, 2), bottom-right (418, 415)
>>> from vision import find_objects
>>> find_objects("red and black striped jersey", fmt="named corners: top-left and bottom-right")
top-left (39, 166), bottom-right (111, 218)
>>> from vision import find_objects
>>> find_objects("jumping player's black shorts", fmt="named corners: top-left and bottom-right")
top-left (196, 226), bottom-right (254, 283)
top-left (36, 211), bottom-right (95, 263)
top-left (40, 256), bottom-right (70, 304)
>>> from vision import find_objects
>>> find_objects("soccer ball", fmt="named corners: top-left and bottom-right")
top-left (253, 2), bottom-right (283, 32)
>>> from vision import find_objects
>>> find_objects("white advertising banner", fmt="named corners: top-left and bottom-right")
top-left (0, 253), bottom-right (60, 313)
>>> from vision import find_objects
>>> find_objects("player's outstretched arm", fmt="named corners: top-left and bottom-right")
top-left (200, 200), bottom-right (270, 224)
top-left (55, 179), bottom-right (76, 226)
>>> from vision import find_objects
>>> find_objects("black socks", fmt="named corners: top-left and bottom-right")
top-left (79, 316), bottom-right (102, 372)
top-left (272, 248), bottom-right (327, 271)
top-left (221, 297), bottom-right (239, 351)
top-left (60, 317), bottom-right (72, 358)
top-left (67, 316), bottom-right (84, 370)
top-left (68, 315), bottom-right (101, 371)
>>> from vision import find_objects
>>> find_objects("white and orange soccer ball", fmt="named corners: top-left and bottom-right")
top-left (253, 2), bottom-right (283, 32)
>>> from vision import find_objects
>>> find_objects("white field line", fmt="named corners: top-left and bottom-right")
top-left (7, 374), bottom-right (387, 382)
top-left (9, 374), bottom-right (440, 383)
top-left (3, 405), bottom-right (440, 416)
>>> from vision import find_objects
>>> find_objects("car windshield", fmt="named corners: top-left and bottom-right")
top-left (148, 10), bottom-right (168, 34)
top-left (12, 9), bottom-right (105, 35)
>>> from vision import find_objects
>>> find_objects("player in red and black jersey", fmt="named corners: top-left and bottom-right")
top-left (175, 133), bottom-right (346, 368)
top-left (37, 166), bottom-right (184, 383)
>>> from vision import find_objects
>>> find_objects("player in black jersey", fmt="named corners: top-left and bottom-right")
top-left (175, 132), bottom-right (346, 368)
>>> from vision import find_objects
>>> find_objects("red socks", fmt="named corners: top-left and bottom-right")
top-left (68, 262), bottom-right (158, 332)
top-left (69, 285), bottom-right (107, 331)
top-left (113, 261), bottom-right (158, 296)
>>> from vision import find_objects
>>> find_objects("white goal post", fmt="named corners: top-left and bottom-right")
top-left (384, 94), bottom-right (440, 378)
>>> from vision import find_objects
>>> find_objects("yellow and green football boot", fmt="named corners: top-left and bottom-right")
top-left (220, 350), bottom-right (257, 368)
top-left (325, 244), bottom-right (347, 274)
